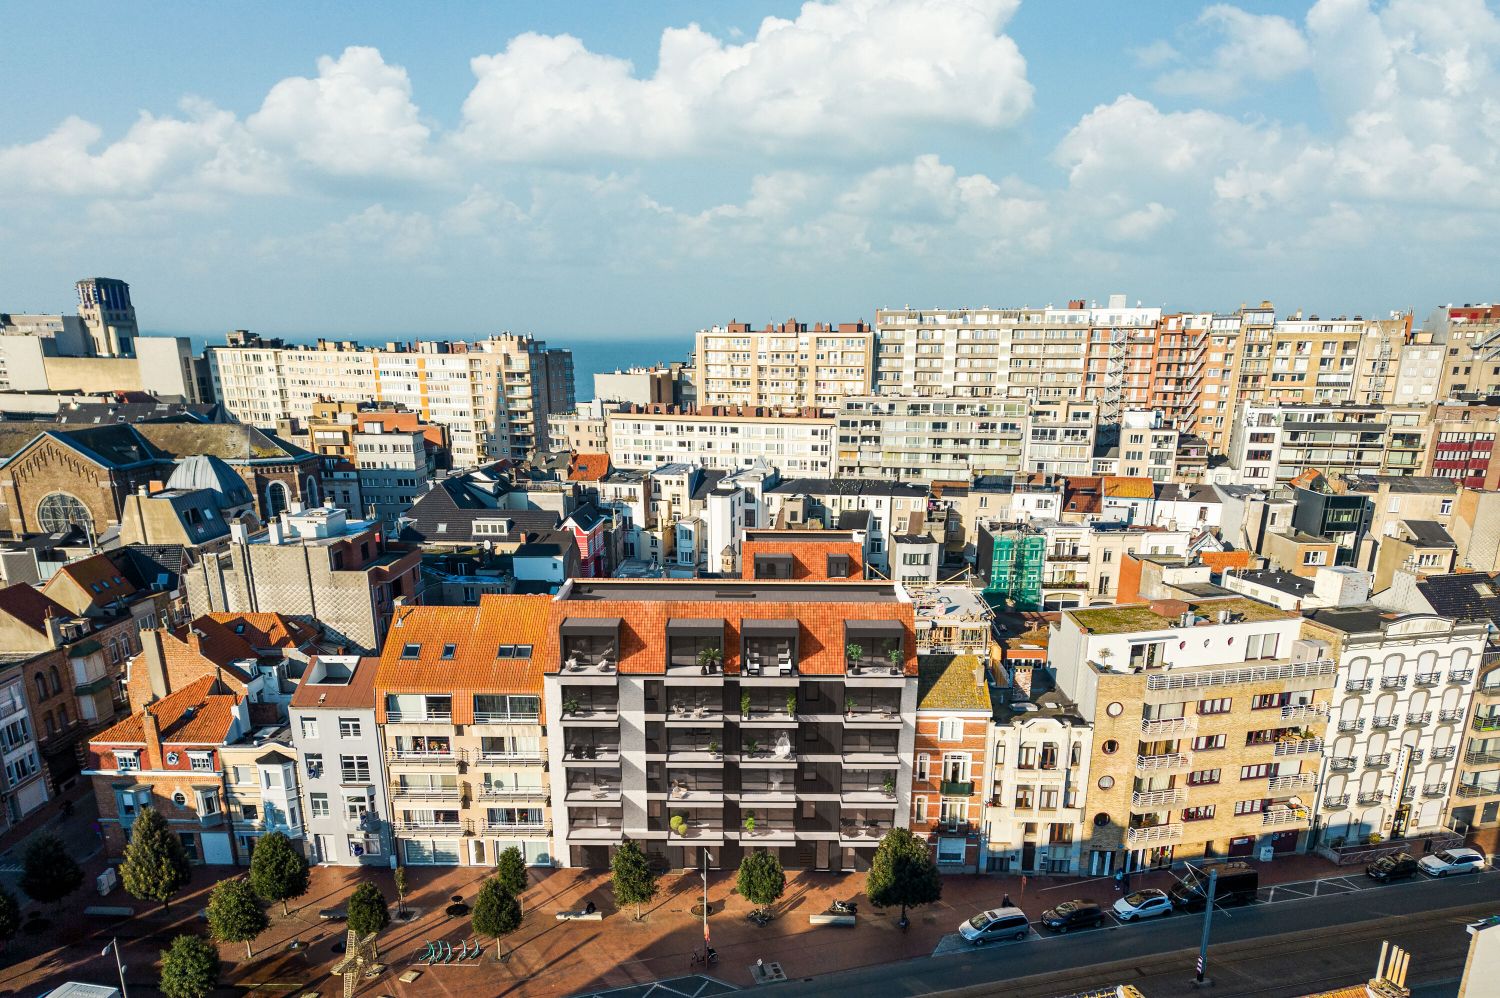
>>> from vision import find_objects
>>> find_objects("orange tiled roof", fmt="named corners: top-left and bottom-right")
top-left (45, 553), bottom-right (138, 603)
top-left (199, 612), bottom-right (317, 651)
top-left (93, 675), bottom-right (241, 746)
top-left (1102, 476), bottom-right (1155, 499)
top-left (568, 452), bottom-right (611, 482)
top-left (374, 595), bottom-right (553, 721)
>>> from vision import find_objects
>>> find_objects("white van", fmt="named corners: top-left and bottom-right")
top-left (958, 905), bottom-right (1030, 944)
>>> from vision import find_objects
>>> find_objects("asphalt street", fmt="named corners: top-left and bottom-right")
top-left (765, 868), bottom-right (1500, 997)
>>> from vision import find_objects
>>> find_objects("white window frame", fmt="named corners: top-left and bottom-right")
top-left (937, 717), bottom-right (964, 742)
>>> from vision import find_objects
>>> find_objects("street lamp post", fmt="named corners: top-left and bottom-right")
top-left (102, 938), bottom-right (128, 998)
top-left (1194, 868), bottom-right (1219, 985)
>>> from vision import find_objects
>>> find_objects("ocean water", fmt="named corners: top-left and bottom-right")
top-left (164, 331), bottom-right (693, 402)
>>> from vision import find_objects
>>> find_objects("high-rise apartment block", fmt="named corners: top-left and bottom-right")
top-left (696, 320), bottom-right (874, 408)
top-left (209, 332), bottom-right (574, 465)
top-left (605, 404), bottom-right (835, 475)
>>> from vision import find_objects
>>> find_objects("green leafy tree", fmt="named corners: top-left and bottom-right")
top-left (207, 877), bottom-right (269, 959)
top-left (346, 881), bottom-right (390, 936)
top-left (248, 831), bottom-right (309, 917)
top-left (735, 850), bottom-right (786, 912)
top-left (610, 837), bottom-right (658, 921)
top-left (158, 934), bottom-right (220, 998)
top-left (867, 828), bottom-right (941, 928)
top-left (120, 805), bottom-right (192, 911)
top-left (0, 886), bottom-right (20, 950)
top-left (471, 876), bottom-right (523, 961)
top-left (20, 833), bottom-right (83, 908)
top-left (494, 845), bottom-right (528, 896)
top-left (393, 866), bottom-right (409, 918)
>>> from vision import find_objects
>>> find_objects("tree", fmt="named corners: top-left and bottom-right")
top-left (610, 837), bottom-right (658, 922)
top-left (494, 846), bottom-right (528, 896)
top-left (735, 850), bottom-right (786, 913)
top-left (393, 866), bottom-right (409, 919)
top-left (207, 877), bottom-right (268, 960)
top-left (20, 833), bottom-right (83, 908)
top-left (471, 876), bottom-right (523, 962)
top-left (158, 934), bottom-right (220, 998)
top-left (120, 806), bottom-right (192, 911)
top-left (0, 886), bottom-right (20, 950)
top-left (867, 828), bottom-right (942, 928)
top-left (346, 881), bottom-right (390, 936)
top-left (248, 831), bottom-right (309, 917)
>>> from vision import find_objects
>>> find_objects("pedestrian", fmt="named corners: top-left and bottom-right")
top-left (1114, 869), bottom-right (1124, 891)
top-left (1002, 893), bottom-right (1012, 907)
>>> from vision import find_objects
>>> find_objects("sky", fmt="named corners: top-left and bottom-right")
top-left (1, 0), bottom-right (1496, 341)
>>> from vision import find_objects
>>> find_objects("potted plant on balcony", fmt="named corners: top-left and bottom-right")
top-left (743, 813), bottom-right (756, 833)
top-left (845, 697), bottom-right (857, 716)
top-left (846, 643), bottom-right (864, 674)
top-left (741, 691), bottom-right (752, 719)
top-left (884, 638), bottom-right (903, 672)
top-left (670, 814), bottom-right (687, 837)
top-left (746, 737), bottom-right (761, 757)
top-left (562, 695), bottom-right (581, 717)
top-left (785, 691), bottom-right (798, 717)
top-left (882, 775), bottom-right (896, 798)
top-left (708, 739), bottom-right (720, 758)
top-left (697, 645), bottom-right (722, 675)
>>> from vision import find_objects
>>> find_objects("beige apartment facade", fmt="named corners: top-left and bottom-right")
top-left (696, 320), bottom-right (874, 408)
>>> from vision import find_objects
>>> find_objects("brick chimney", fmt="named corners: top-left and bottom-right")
top-left (143, 628), bottom-right (171, 702)
top-left (1010, 664), bottom-right (1035, 701)
top-left (141, 706), bottom-right (164, 770)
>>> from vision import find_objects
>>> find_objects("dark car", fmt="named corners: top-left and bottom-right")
top-left (1366, 852), bottom-right (1419, 882)
top-left (1040, 900), bottom-right (1104, 933)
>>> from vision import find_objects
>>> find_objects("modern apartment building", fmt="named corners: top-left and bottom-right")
top-left (1426, 403), bottom-right (1500, 489)
top-left (1025, 400), bottom-right (1098, 477)
top-left (1299, 608), bottom-right (1485, 845)
top-left (761, 478), bottom-right (928, 576)
top-left (835, 396), bottom-right (1028, 481)
top-left (543, 579), bottom-right (918, 872)
top-left (1050, 597), bottom-right (1333, 874)
top-left (1227, 403), bottom-right (1432, 485)
top-left (208, 331), bottom-right (574, 465)
top-left (696, 320), bottom-right (875, 408)
top-left (605, 404), bottom-right (835, 475)
top-left (289, 655), bottom-right (391, 865)
top-left (374, 596), bottom-right (552, 867)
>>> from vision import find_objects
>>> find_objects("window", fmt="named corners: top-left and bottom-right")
top-left (1039, 786), bottom-right (1059, 809)
top-left (48, 667), bottom-right (61, 695)
top-left (400, 643), bottom-right (421, 659)
top-left (937, 718), bottom-right (964, 741)
top-left (440, 643), bottom-right (457, 660)
top-left (1303, 550), bottom-right (1327, 566)
top-left (339, 718), bottom-right (362, 738)
top-left (1440, 499), bottom-right (1453, 515)
top-left (37, 492), bottom-right (92, 533)
top-left (914, 796), bottom-right (928, 821)
top-left (305, 753), bottom-right (324, 778)
top-left (1188, 768), bottom-right (1221, 786)
top-left (340, 755), bottom-right (371, 783)
top-left (1017, 745), bottom-right (1037, 769)
top-left (1234, 799), bottom-right (1266, 816)
top-left (1240, 764), bottom-right (1272, 781)
top-left (34, 674), bottom-right (47, 700)
top-left (1251, 693), bottom-right (1290, 710)
top-left (1182, 805), bottom-right (1216, 821)
top-left (233, 765), bottom-right (255, 784)
top-left (115, 750), bottom-right (140, 772)
top-left (916, 752), bottom-right (930, 779)
top-left (346, 796), bottom-right (370, 821)
top-left (827, 554), bottom-right (851, 577)
top-left (197, 790), bottom-right (219, 816)
top-left (240, 803), bottom-right (259, 821)
top-left (1191, 734), bottom-right (1227, 751)
top-left (1014, 785), bottom-right (1034, 808)
top-left (1246, 632), bottom-right (1280, 659)
top-left (300, 717), bottom-right (319, 739)
top-left (189, 752), bottom-right (214, 772)
top-left (1198, 698), bottom-right (1232, 715)
top-left (172, 791), bottom-right (188, 808)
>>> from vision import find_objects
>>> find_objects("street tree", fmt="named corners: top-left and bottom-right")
top-left (207, 877), bottom-right (269, 959)
top-left (120, 805), bottom-right (192, 911)
top-left (610, 837), bottom-right (658, 921)
top-left (0, 886), bottom-right (20, 950)
top-left (19, 833), bottom-right (83, 909)
top-left (866, 828), bottom-right (941, 929)
top-left (494, 845), bottom-right (528, 896)
top-left (158, 934), bottom-right (220, 998)
top-left (735, 850), bottom-right (786, 914)
top-left (248, 831), bottom-right (310, 916)
top-left (346, 881), bottom-right (390, 936)
top-left (471, 876), bottom-right (523, 962)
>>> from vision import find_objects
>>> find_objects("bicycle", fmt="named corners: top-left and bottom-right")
top-left (689, 946), bottom-right (718, 968)
top-left (746, 907), bottom-right (773, 927)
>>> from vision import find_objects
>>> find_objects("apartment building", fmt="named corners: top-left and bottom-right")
top-left (220, 724), bottom-right (305, 863)
top-left (543, 579), bottom-right (918, 872)
top-left (835, 396), bottom-right (1028, 481)
top-left (1424, 303), bottom-right (1500, 399)
top-left (741, 529), bottom-right (865, 582)
top-left (605, 404), bottom-right (835, 475)
top-left (186, 506), bottom-right (420, 653)
top-left (1025, 400), bottom-right (1098, 477)
top-left (208, 332), bottom-right (574, 465)
top-left (594, 366), bottom-right (677, 407)
top-left (912, 655), bottom-right (991, 873)
top-left (289, 655), bottom-right (390, 865)
top-left (1049, 597), bottom-right (1332, 874)
top-left (696, 320), bottom-right (874, 408)
top-left (1426, 403), bottom-right (1500, 489)
top-left (983, 667), bottom-right (1092, 875)
top-left (1300, 608), bottom-right (1485, 845)
top-left (1227, 403), bottom-right (1431, 486)
top-left (762, 478), bottom-right (928, 576)
top-left (1097, 410), bottom-right (1179, 482)
top-left (0, 670), bottom-right (46, 832)
top-left (375, 596), bottom-right (552, 867)
top-left (550, 400), bottom-right (626, 454)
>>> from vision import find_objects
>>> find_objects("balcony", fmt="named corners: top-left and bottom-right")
top-left (1267, 772), bottom-right (1315, 793)
top-left (1364, 753), bottom-right (1391, 769)
top-left (385, 710), bottom-right (453, 724)
top-left (665, 696), bottom-right (725, 725)
top-left (473, 709), bottom-right (540, 725)
top-left (667, 818), bottom-right (726, 841)
top-left (390, 784), bottom-right (462, 800)
top-left (940, 780), bottom-right (974, 797)
top-left (568, 821), bottom-right (624, 842)
top-left (843, 701), bottom-right (902, 726)
top-left (1344, 678), bottom-right (1373, 694)
top-left (741, 621), bottom-right (800, 678)
top-left (1422, 782), bottom-right (1448, 798)
top-left (1329, 757), bottom-right (1357, 772)
top-left (475, 747), bottom-right (546, 765)
top-left (1431, 746), bottom-right (1457, 762)
top-left (559, 621), bottom-right (620, 675)
top-left (562, 742), bottom-right (621, 765)
top-left (1275, 737), bottom-right (1323, 757)
top-left (1130, 788), bottom-right (1187, 810)
top-left (1136, 752), bottom-right (1193, 774)
top-left (1450, 670), bottom-right (1475, 685)
top-left (1413, 672), bottom-right (1441, 688)
top-left (1323, 794), bottom-right (1350, 810)
top-left (565, 780), bottom-right (623, 804)
top-left (1372, 716), bottom-right (1398, 730)
top-left (1126, 823), bottom-right (1184, 846)
top-left (1405, 712), bottom-right (1432, 728)
top-left (1464, 749), bottom-right (1500, 766)
top-left (740, 776), bottom-right (797, 804)
top-left (484, 820), bottom-right (551, 835)
top-left (838, 819), bottom-right (893, 845)
top-left (395, 817), bottom-right (467, 833)
top-left (1337, 719), bottom-right (1365, 733)
top-left (1144, 658), bottom-right (1334, 694)
top-left (387, 747), bottom-right (463, 765)
top-left (1356, 791), bottom-right (1386, 806)
top-left (739, 820), bottom-right (798, 844)
top-left (1456, 783), bottom-right (1500, 799)
top-left (1280, 703), bottom-right (1326, 722)
top-left (1473, 716), bottom-right (1500, 733)
top-left (1380, 677), bottom-right (1408, 692)
top-left (1439, 709), bottom-right (1466, 723)
top-left (1262, 806), bottom-right (1310, 828)
top-left (1140, 716), bottom-right (1196, 737)
top-left (478, 784), bottom-right (548, 800)
top-left (559, 698), bottom-right (619, 725)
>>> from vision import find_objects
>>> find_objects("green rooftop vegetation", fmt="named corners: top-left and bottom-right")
top-left (1069, 598), bottom-right (1290, 636)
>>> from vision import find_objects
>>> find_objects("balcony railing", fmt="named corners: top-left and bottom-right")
top-left (1126, 824), bottom-right (1184, 846)
top-left (385, 711), bottom-right (453, 723)
top-left (1337, 719), bottom-right (1365, 733)
top-left (1145, 658), bottom-right (1334, 692)
top-left (1439, 709), bottom-right (1466, 723)
top-left (1136, 752), bottom-right (1193, 774)
top-left (1465, 749), bottom-right (1500, 765)
top-left (1356, 791), bottom-right (1385, 805)
top-left (479, 785), bottom-right (547, 799)
top-left (1365, 753), bottom-right (1391, 769)
top-left (1267, 773), bottom-right (1315, 792)
top-left (1323, 794), bottom-right (1350, 809)
top-left (1280, 703), bottom-right (1326, 722)
top-left (1372, 716), bottom-right (1398, 730)
top-left (1432, 746), bottom-right (1457, 761)
top-left (1450, 670), bottom-right (1475, 684)
top-left (1413, 672), bottom-right (1441, 687)
top-left (474, 710), bottom-right (540, 724)
top-left (1275, 738), bottom-right (1323, 757)
top-left (1473, 716), bottom-right (1500, 733)
top-left (1130, 788), bottom-right (1187, 810)
top-left (940, 780), bottom-right (975, 797)
top-left (1141, 716), bottom-right (1196, 737)
top-left (476, 749), bottom-right (546, 764)
top-left (390, 785), bottom-right (462, 799)
top-left (1422, 782), bottom-right (1448, 798)
top-left (1406, 712), bottom-right (1432, 727)
top-left (387, 748), bottom-right (463, 763)
top-left (1329, 757), bottom-right (1357, 772)
top-left (1456, 783), bottom-right (1500, 799)
top-left (1262, 806), bottom-right (1310, 828)
top-left (484, 820), bottom-right (551, 834)
top-left (1344, 679), bottom-right (1373, 694)
top-left (395, 818), bottom-right (466, 832)
top-left (1380, 677), bottom-right (1408, 691)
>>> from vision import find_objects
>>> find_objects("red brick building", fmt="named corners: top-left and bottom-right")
top-left (912, 655), bottom-right (991, 874)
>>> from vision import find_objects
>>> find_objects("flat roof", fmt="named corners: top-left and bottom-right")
top-left (1067, 597), bottom-right (1293, 636)
top-left (744, 529), bottom-right (858, 543)
top-left (560, 579), bottom-right (901, 603)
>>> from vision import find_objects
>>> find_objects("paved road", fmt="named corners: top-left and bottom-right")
top-left (766, 870), bottom-right (1500, 997)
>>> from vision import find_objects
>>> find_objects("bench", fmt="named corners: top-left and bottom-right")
top-left (808, 913), bottom-right (856, 927)
top-left (85, 906), bottom-right (135, 918)
top-left (556, 910), bottom-right (604, 921)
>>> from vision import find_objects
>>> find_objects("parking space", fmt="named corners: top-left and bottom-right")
top-left (932, 926), bottom-right (1042, 956)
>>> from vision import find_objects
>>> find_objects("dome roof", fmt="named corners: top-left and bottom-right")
top-left (165, 454), bottom-right (253, 508)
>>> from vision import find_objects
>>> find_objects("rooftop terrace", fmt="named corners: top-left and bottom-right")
top-left (1067, 597), bottom-right (1294, 636)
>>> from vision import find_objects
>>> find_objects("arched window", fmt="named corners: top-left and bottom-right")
top-left (48, 666), bottom-right (61, 696)
top-left (58, 703), bottom-right (69, 728)
top-left (36, 492), bottom-right (92, 533)
top-left (265, 480), bottom-right (290, 517)
top-left (34, 673), bottom-right (47, 699)
top-left (43, 711), bottom-right (55, 735)
top-left (303, 476), bottom-right (320, 506)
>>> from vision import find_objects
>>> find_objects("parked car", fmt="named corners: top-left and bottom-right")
top-left (1366, 853), bottom-right (1419, 882)
top-left (1167, 862), bottom-right (1258, 911)
top-left (1112, 889), bottom-right (1173, 922)
top-left (1040, 900), bottom-right (1105, 933)
top-left (958, 906), bottom-right (1030, 944)
top-left (1419, 847), bottom-right (1486, 877)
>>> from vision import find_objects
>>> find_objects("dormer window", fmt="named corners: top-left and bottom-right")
top-left (115, 750), bottom-right (141, 772)
top-left (401, 643), bottom-right (421, 659)
top-left (441, 644), bottom-right (457, 660)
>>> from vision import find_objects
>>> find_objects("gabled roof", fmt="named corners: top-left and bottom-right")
top-left (917, 654), bottom-right (992, 711)
top-left (94, 674), bottom-right (241, 746)
top-left (565, 503), bottom-right (609, 532)
top-left (567, 453), bottom-right (611, 482)
top-left (765, 477), bottom-right (927, 498)
top-left (399, 477), bottom-right (560, 545)
top-left (198, 612), bottom-right (318, 652)
top-left (0, 582), bottom-right (70, 634)
top-left (1398, 519), bottom-right (1455, 548)
top-left (1102, 477), bottom-right (1156, 500)
top-left (133, 423), bottom-right (312, 463)
top-left (1415, 572), bottom-right (1500, 626)
top-left (375, 595), bottom-right (552, 701)
top-left (44, 552), bottom-right (138, 608)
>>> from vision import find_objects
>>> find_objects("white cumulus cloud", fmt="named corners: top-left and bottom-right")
top-left (1153, 5), bottom-right (1311, 101)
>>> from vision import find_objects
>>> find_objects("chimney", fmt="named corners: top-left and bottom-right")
top-left (144, 628), bottom-right (171, 701)
top-left (1010, 664), bottom-right (1035, 700)
top-left (142, 705), bottom-right (164, 770)
top-left (43, 608), bottom-right (65, 649)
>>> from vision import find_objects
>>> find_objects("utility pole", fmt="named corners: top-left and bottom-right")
top-left (1195, 867), bottom-right (1219, 985)
top-left (701, 847), bottom-right (711, 954)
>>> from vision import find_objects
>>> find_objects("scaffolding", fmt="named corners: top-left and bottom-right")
top-left (1101, 325), bottom-right (1128, 426)
top-left (983, 531), bottom-right (1045, 610)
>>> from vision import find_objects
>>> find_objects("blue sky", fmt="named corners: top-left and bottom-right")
top-left (1, 1), bottom-right (1495, 340)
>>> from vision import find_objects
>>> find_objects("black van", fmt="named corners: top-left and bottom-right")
top-left (1167, 862), bottom-right (1259, 911)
